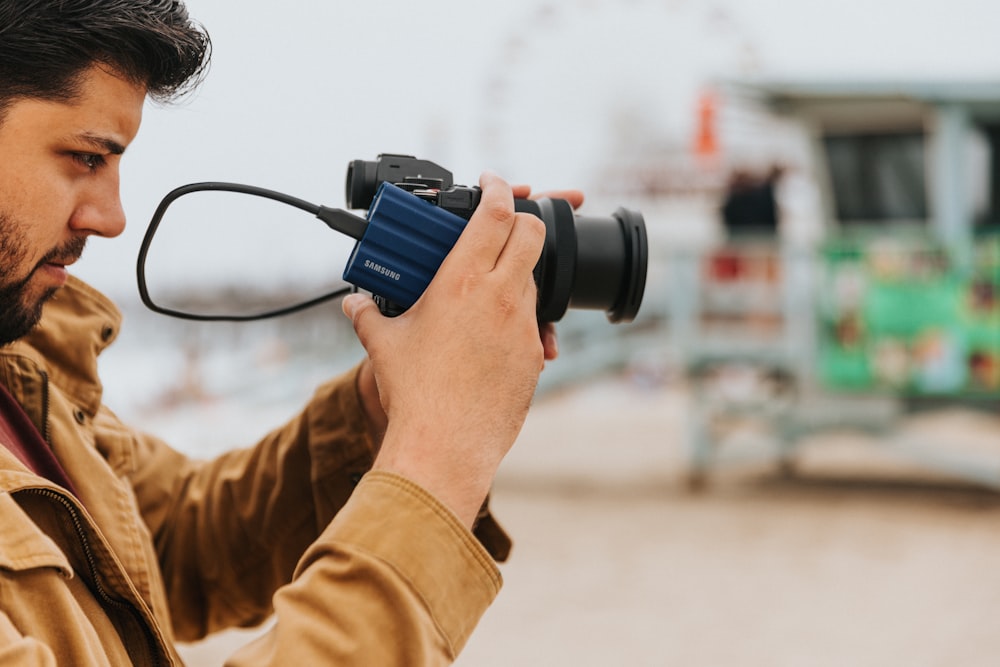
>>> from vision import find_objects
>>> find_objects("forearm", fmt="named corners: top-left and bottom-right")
top-left (225, 472), bottom-right (500, 666)
top-left (130, 364), bottom-right (378, 639)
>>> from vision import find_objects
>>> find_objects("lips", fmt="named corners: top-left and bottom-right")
top-left (32, 241), bottom-right (85, 288)
top-left (34, 262), bottom-right (68, 288)
top-left (37, 237), bottom-right (87, 273)
top-left (36, 256), bottom-right (76, 278)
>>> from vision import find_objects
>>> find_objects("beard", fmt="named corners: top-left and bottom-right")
top-left (0, 212), bottom-right (86, 346)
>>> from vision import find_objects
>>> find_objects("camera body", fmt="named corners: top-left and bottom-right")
top-left (342, 153), bottom-right (648, 323)
top-left (346, 153), bottom-right (483, 220)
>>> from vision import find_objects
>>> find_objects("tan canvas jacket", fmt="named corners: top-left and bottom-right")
top-left (0, 277), bottom-right (503, 665)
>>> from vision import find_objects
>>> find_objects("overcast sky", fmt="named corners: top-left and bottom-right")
top-left (73, 0), bottom-right (1000, 300)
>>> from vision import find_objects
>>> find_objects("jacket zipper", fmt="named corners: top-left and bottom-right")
top-left (30, 366), bottom-right (163, 666)
top-left (39, 370), bottom-right (51, 444)
top-left (21, 487), bottom-right (165, 667)
top-left (5, 358), bottom-right (167, 664)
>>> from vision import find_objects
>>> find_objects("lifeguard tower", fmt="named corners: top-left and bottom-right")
top-left (681, 80), bottom-right (1000, 488)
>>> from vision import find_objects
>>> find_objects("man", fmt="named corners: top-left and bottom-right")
top-left (0, 1), bottom-right (574, 664)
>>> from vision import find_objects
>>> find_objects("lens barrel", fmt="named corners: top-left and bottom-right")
top-left (518, 198), bottom-right (648, 323)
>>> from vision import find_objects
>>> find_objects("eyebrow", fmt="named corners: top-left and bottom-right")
top-left (77, 132), bottom-right (127, 155)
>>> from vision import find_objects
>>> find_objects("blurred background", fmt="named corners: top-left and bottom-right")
top-left (73, 0), bottom-right (1000, 664)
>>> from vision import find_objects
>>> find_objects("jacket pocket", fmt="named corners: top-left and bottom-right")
top-left (0, 492), bottom-right (72, 577)
top-left (0, 492), bottom-right (129, 666)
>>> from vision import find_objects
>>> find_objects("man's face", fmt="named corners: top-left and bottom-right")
top-left (0, 65), bottom-right (144, 345)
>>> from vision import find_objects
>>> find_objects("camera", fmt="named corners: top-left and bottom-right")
top-left (343, 153), bottom-right (648, 323)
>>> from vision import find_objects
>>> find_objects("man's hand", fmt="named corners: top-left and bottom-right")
top-left (353, 183), bottom-right (584, 460)
top-left (343, 172), bottom-right (547, 527)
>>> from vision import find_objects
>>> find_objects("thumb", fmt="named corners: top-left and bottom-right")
top-left (341, 294), bottom-right (381, 349)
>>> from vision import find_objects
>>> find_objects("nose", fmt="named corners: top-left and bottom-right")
top-left (69, 173), bottom-right (127, 238)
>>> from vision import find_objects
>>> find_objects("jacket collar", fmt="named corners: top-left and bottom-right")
top-left (2, 276), bottom-right (121, 418)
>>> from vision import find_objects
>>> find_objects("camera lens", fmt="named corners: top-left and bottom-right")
top-left (517, 198), bottom-right (648, 323)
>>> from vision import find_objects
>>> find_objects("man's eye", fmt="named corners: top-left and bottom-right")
top-left (73, 153), bottom-right (106, 170)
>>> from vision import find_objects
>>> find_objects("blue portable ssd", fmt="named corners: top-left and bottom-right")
top-left (342, 182), bottom-right (467, 310)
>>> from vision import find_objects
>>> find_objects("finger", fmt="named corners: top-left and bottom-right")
top-left (494, 210), bottom-right (546, 283)
top-left (540, 322), bottom-right (559, 361)
top-left (534, 189), bottom-right (585, 210)
top-left (341, 293), bottom-right (383, 352)
top-left (511, 184), bottom-right (532, 199)
top-left (356, 357), bottom-right (388, 442)
top-left (512, 184), bottom-right (585, 210)
top-left (444, 171), bottom-right (517, 275)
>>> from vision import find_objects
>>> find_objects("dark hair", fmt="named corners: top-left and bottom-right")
top-left (0, 0), bottom-right (211, 114)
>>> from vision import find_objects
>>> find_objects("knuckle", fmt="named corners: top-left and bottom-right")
top-left (496, 290), bottom-right (521, 315)
top-left (451, 271), bottom-right (484, 298)
top-left (479, 197), bottom-right (512, 223)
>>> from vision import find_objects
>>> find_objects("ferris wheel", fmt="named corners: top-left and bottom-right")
top-left (474, 0), bottom-right (765, 195)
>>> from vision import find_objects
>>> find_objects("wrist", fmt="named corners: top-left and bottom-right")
top-left (372, 430), bottom-right (495, 528)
